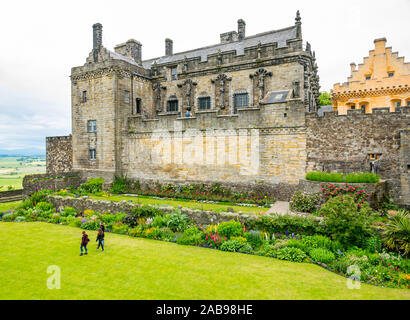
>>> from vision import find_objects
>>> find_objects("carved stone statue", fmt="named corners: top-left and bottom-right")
top-left (211, 74), bottom-right (232, 109)
top-left (250, 68), bottom-right (272, 103)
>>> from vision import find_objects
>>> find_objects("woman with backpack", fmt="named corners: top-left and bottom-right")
top-left (80, 231), bottom-right (89, 256)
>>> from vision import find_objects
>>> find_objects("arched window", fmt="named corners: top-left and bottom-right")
top-left (391, 99), bottom-right (401, 112)
top-left (358, 101), bottom-right (369, 113)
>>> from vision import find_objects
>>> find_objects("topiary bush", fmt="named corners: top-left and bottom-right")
top-left (309, 248), bottom-right (336, 264)
top-left (276, 247), bottom-right (307, 262)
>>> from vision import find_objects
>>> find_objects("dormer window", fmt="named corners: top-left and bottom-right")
top-left (388, 72), bottom-right (394, 77)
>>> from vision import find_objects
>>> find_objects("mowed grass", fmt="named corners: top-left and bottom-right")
top-left (0, 200), bottom-right (22, 212)
top-left (0, 222), bottom-right (409, 300)
top-left (90, 194), bottom-right (269, 214)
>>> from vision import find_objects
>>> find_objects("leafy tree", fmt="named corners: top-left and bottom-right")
top-left (319, 91), bottom-right (332, 106)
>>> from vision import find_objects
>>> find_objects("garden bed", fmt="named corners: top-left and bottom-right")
top-left (298, 179), bottom-right (387, 208)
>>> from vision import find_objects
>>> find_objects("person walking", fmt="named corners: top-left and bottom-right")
top-left (80, 231), bottom-right (89, 256)
top-left (96, 228), bottom-right (105, 252)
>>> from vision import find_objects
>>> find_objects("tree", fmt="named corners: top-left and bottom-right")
top-left (319, 91), bottom-right (332, 106)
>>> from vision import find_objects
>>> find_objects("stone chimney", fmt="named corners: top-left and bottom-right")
top-left (238, 19), bottom-right (246, 41)
top-left (126, 39), bottom-right (142, 64)
top-left (165, 38), bottom-right (173, 56)
top-left (295, 10), bottom-right (302, 38)
top-left (93, 23), bottom-right (103, 49)
top-left (350, 62), bottom-right (356, 73)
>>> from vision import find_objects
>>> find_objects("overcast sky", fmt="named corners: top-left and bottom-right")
top-left (0, 0), bottom-right (409, 153)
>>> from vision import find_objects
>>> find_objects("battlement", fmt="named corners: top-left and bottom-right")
top-left (306, 106), bottom-right (410, 120)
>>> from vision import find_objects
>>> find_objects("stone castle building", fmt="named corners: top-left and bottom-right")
top-left (332, 38), bottom-right (410, 115)
top-left (46, 12), bottom-right (410, 208)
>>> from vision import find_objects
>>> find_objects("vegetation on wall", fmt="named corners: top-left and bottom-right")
top-left (306, 171), bottom-right (380, 183)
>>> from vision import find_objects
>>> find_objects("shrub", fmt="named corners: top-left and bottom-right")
top-left (365, 235), bottom-right (382, 253)
top-left (69, 217), bottom-right (83, 228)
top-left (176, 227), bottom-right (203, 245)
top-left (81, 219), bottom-right (99, 230)
top-left (112, 222), bottom-right (128, 234)
top-left (246, 214), bottom-right (323, 236)
top-left (382, 210), bottom-right (410, 256)
top-left (245, 230), bottom-right (264, 248)
top-left (35, 201), bottom-right (54, 212)
top-left (111, 176), bottom-right (129, 194)
top-left (102, 212), bottom-right (126, 229)
top-left (276, 247), bottom-right (307, 262)
top-left (290, 191), bottom-right (321, 213)
top-left (15, 216), bottom-right (26, 222)
top-left (320, 195), bottom-right (376, 247)
top-left (158, 227), bottom-right (175, 242)
top-left (306, 171), bottom-right (379, 183)
top-left (80, 178), bottom-right (104, 194)
top-left (300, 235), bottom-right (343, 253)
top-left (143, 227), bottom-right (161, 239)
top-left (217, 220), bottom-right (243, 239)
top-left (220, 239), bottom-right (243, 252)
top-left (321, 183), bottom-right (370, 205)
top-left (309, 248), bottom-right (336, 264)
top-left (60, 207), bottom-right (77, 217)
top-left (260, 244), bottom-right (277, 257)
top-left (166, 210), bottom-right (191, 232)
top-left (238, 243), bottom-right (254, 254)
top-left (20, 190), bottom-right (51, 209)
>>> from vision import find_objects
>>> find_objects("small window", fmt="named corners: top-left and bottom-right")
top-left (407, 100), bottom-right (410, 106)
top-left (365, 76), bottom-right (371, 80)
top-left (388, 72), bottom-right (394, 77)
top-left (369, 153), bottom-right (381, 161)
top-left (167, 100), bottom-right (178, 112)
top-left (199, 97), bottom-right (211, 110)
top-left (135, 98), bottom-right (141, 114)
top-left (124, 91), bottom-right (130, 104)
top-left (350, 105), bottom-right (356, 110)
top-left (395, 101), bottom-right (401, 108)
top-left (89, 149), bottom-right (96, 160)
top-left (82, 91), bottom-right (87, 103)
top-left (171, 67), bottom-right (177, 80)
top-left (87, 120), bottom-right (97, 133)
top-left (234, 93), bottom-right (248, 108)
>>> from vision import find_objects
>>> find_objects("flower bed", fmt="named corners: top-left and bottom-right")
top-left (1, 188), bottom-right (409, 289)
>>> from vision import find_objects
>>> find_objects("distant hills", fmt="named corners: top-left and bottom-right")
top-left (0, 148), bottom-right (45, 157)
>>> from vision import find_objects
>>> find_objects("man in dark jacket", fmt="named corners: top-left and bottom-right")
top-left (80, 231), bottom-right (89, 256)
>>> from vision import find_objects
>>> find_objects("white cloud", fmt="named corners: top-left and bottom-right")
top-left (0, 0), bottom-right (409, 151)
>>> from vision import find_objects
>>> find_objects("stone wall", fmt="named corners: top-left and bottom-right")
top-left (0, 189), bottom-right (23, 203)
top-left (400, 129), bottom-right (410, 209)
top-left (46, 135), bottom-right (73, 174)
top-left (46, 195), bottom-right (258, 227)
top-left (23, 173), bottom-right (82, 198)
top-left (298, 179), bottom-right (387, 208)
top-left (306, 107), bottom-right (410, 205)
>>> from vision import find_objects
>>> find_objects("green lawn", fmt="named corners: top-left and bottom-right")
top-left (0, 200), bottom-right (21, 212)
top-left (89, 194), bottom-right (269, 214)
top-left (0, 222), bottom-right (408, 300)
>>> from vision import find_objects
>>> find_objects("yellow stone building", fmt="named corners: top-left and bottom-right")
top-left (332, 38), bottom-right (410, 114)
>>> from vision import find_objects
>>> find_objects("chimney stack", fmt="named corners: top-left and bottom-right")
top-left (165, 38), bottom-right (173, 56)
top-left (238, 19), bottom-right (246, 41)
top-left (350, 62), bottom-right (356, 73)
top-left (126, 39), bottom-right (142, 64)
top-left (93, 23), bottom-right (103, 49)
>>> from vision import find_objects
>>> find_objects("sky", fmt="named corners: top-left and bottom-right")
top-left (0, 0), bottom-right (409, 153)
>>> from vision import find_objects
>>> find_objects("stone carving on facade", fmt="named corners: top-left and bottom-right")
top-left (151, 61), bottom-right (159, 77)
top-left (250, 68), bottom-right (272, 104)
top-left (211, 74), bottom-right (232, 110)
top-left (257, 41), bottom-right (262, 59)
top-left (183, 56), bottom-right (189, 73)
top-left (177, 79), bottom-right (197, 110)
top-left (292, 80), bottom-right (300, 98)
top-left (217, 50), bottom-right (223, 66)
top-left (153, 82), bottom-right (166, 112)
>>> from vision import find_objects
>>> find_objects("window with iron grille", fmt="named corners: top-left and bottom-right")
top-left (199, 97), bottom-right (211, 110)
top-left (87, 120), bottom-right (97, 133)
top-left (167, 100), bottom-right (178, 112)
top-left (234, 93), bottom-right (248, 108)
top-left (89, 149), bottom-right (96, 160)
